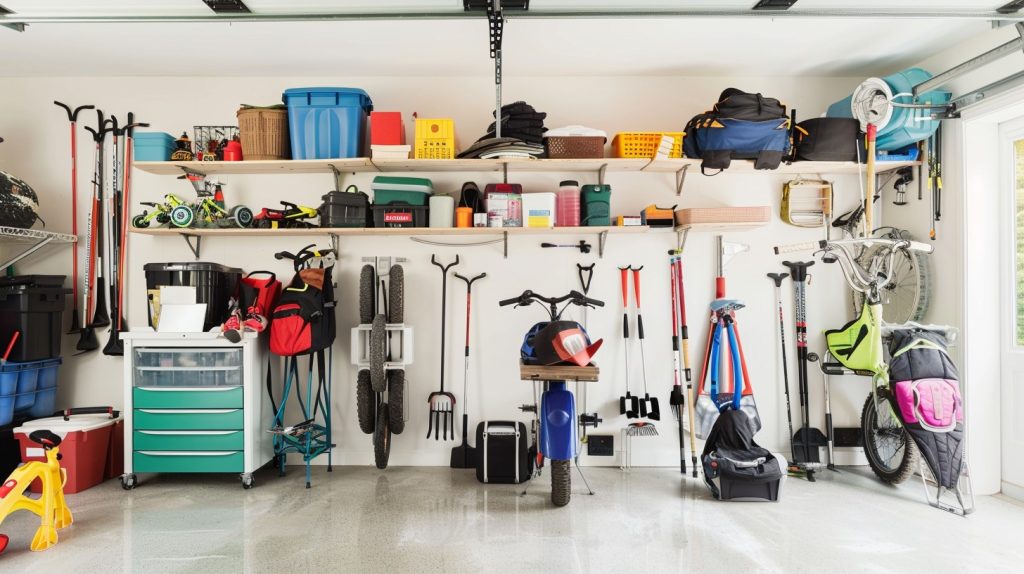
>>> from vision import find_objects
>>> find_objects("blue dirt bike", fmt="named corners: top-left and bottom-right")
top-left (499, 290), bottom-right (604, 506)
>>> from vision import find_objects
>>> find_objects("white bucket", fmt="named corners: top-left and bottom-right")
top-left (429, 195), bottom-right (455, 228)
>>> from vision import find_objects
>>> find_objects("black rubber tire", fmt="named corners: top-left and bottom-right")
top-left (357, 369), bottom-right (375, 435)
top-left (861, 389), bottom-right (919, 484)
top-left (388, 369), bottom-right (405, 435)
top-left (388, 265), bottom-right (404, 324)
top-left (369, 314), bottom-right (387, 392)
top-left (231, 205), bottom-right (254, 228)
top-left (132, 214), bottom-right (149, 228)
top-left (374, 402), bottom-right (391, 470)
top-left (551, 459), bottom-right (571, 507)
top-left (359, 265), bottom-right (375, 324)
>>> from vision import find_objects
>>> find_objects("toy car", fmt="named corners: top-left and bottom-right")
top-left (255, 201), bottom-right (319, 229)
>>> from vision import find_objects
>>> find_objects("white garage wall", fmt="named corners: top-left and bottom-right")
top-left (2, 73), bottom-right (909, 467)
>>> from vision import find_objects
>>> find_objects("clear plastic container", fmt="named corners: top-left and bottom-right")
top-left (556, 180), bottom-right (581, 227)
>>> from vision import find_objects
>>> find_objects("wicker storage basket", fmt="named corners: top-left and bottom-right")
top-left (545, 136), bottom-right (605, 159)
top-left (236, 107), bottom-right (290, 160)
top-left (674, 206), bottom-right (770, 227)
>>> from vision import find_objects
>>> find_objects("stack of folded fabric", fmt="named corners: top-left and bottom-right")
top-left (458, 101), bottom-right (548, 159)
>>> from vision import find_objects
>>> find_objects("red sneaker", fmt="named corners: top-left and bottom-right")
top-left (243, 306), bottom-right (268, 333)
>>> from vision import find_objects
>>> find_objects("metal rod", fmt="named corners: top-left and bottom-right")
top-left (945, 67), bottom-right (1024, 116)
top-left (4, 10), bottom-right (1024, 25)
top-left (913, 22), bottom-right (1024, 95)
top-left (0, 237), bottom-right (55, 272)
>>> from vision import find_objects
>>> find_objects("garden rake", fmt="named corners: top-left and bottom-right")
top-left (618, 266), bottom-right (639, 418)
top-left (631, 266), bottom-right (660, 421)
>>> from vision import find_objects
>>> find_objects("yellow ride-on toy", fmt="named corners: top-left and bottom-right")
top-left (0, 430), bottom-right (73, 554)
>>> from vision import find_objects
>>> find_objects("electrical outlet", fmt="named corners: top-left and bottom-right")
top-left (587, 435), bottom-right (614, 456)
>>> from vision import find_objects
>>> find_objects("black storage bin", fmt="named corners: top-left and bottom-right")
top-left (794, 118), bottom-right (867, 163)
top-left (372, 203), bottom-right (429, 228)
top-left (321, 186), bottom-right (371, 228)
top-left (0, 275), bottom-right (65, 288)
top-left (475, 421), bottom-right (533, 484)
top-left (0, 280), bottom-right (70, 362)
top-left (0, 416), bottom-right (29, 479)
top-left (143, 262), bottom-right (242, 331)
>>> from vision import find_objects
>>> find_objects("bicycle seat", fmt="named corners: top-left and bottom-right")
top-left (28, 430), bottom-right (62, 449)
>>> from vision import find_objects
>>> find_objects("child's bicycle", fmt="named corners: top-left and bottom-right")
top-left (131, 193), bottom-right (189, 228)
top-left (499, 289), bottom-right (603, 507)
top-left (0, 430), bottom-right (73, 554)
top-left (774, 235), bottom-right (933, 482)
top-left (170, 171), bottom-right (253, 229)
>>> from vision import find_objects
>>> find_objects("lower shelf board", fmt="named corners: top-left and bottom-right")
top-left (128, 226), bottom-right (649, 237)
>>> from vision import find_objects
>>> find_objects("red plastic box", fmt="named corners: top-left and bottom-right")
top-left (371, 112), bottom-right (405, 145)
top-left (15, 412), bottom-right (122, 494)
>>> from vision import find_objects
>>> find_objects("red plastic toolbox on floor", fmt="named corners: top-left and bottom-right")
top-left (371, 112), bottom-right (404, 145)
top-left (15, 411), bottom-right (122, 494)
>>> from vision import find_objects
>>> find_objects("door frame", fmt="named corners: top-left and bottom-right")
top-left (999, 117), bottom-right (1024, 499)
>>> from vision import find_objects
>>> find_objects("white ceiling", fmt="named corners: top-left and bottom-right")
top-left (0, 2), bottom-right (999, 77)
top-left (0, 1), bottom-right (1016, 17)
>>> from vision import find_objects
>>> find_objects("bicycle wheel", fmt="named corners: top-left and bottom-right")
top-left (861, 389), bottom-right (919, 484)
top-left (374, 402), bottom-right (391, 470)
top-left (853, 231), bottom-right (931, 323)
top-left (359, 265), bottom-right (375, 324)
top-left (388, 265), bottom-right (404, 324)
top-left (356, 369), bottom-right (375, 435)
top-left (388, 369), bottom-right (405, 435)
top-left (369, 315), bottom-right (387, 392)
top-left (551, 459), bottom-right (571, 507)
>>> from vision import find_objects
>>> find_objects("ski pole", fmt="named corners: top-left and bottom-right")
top-left (768, 272), bottom-right (797, 465)
top-left (669, 252), bottom-right (686, 474)
top-left (674, 251), bottom-right (698, 477)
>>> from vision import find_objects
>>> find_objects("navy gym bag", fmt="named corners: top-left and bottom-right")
top-left (684, 88), bottom-right (791, 174)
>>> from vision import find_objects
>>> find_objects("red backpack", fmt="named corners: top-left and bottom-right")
top-left (268, 245), bottom-right (337, 357)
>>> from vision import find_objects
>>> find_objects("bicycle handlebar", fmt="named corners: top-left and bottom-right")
top-left (499, 290), bottom-right (604, 308)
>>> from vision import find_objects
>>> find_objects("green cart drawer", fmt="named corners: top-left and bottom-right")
top-left (133, 408), bottom-right (244, 430)
top-left (133, 386), bottom-right (243, 409)
top-left (133, 429), bottom-right (244, 451)
top-left (133, 451), bottom-right (243, 473)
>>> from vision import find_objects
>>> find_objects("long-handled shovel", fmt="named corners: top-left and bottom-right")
top-left (54, 101), bottom-right (95, 335)
top-left (77, 110), bottom-right (107, 352)
top-left (618, 266), bottom-right (639, 418)
top-left (451, 271), bottom-right (486, 469)
top-left (103, 116), bottom-right (124, 356)
top-left (427, 255), bottom-right (459, 441)
top-left (783, 260), bottom-right (826, 481)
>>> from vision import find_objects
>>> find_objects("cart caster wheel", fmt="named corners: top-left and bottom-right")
top-left (305, 481), bottom-right (311, 489)
top-left (241, 474), bottom-right (255, 489)
top-left (121, 474), bottom-right (137, 490)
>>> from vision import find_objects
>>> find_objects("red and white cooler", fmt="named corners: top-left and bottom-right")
top-left (14, 409), bottom-right (123, 494)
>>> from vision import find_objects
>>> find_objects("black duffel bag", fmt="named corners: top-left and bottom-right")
top-left (793, 117), bottom-right (866, 162)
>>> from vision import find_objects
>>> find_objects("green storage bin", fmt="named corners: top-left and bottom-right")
top-left (133, 450), bottom-right (243, 473)
top-left (371, 175), bottom-right (432, 206)
top-left (133, 408), bottom-right (244, 430)
top-left (133, 387), bottom-right (243, 409)
top-left (133, 429), bottom-right (244, 451)
top-left (581, 184), bottom-right (612, 226)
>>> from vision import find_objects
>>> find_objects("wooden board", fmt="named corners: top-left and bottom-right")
top-left (134, 157), bottom-right (921, 177)
top-left (128, 226), bottom-right (648, 237)
top-left (520, 363), bottom-right (600, 382)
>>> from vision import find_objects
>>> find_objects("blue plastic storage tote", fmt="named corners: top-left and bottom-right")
top-left (134, 132), bottom-right (176, 161)
top-left (0, 358), bottom-right (60, 425)
top-left (827, 67), bottom-right (950, 151)
top-left (283, 87), bottom-right (373, 159)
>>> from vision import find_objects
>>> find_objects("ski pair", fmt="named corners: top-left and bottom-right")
top-left (668, 250), bottom-right (698, 477)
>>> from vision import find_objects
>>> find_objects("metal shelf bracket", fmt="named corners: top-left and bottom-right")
top-left (597, 163), bottom-right (608, 186)
top-left (675, 227), bottom-right (690, 252)
top-left (181, 233), bottom-right (202, 259)
top-left (598, 230), bottom-right (608, 258)
top-left (675, 164), bottom-right (689, 196)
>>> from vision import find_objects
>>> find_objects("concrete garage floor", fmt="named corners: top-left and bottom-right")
top-left (1, 465), bottom-right (1021, 573)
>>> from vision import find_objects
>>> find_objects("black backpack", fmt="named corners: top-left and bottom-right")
top-left (684, 88), bottom-right (791, 174)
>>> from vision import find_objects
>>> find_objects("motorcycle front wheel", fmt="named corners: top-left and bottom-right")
top-left (551, 459), bottom-right (571, 507)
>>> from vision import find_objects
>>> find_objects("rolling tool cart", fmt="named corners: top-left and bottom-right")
top-left (120, 331), bottom-right (274, 490)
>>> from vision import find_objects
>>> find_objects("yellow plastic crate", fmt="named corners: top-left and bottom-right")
top-left (611, 132), bottom-right (685, 159)
top-left (414, 118), bottom-right (456, 160)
